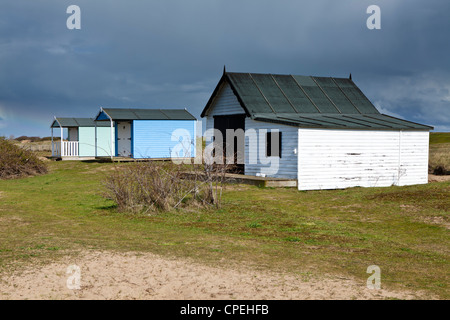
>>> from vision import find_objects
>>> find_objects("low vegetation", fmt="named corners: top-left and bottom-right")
top-left (0, 137), bottom-right (48, 179)
top-left (105, 162), bottom-right (207, 213)
top-left (103, 161), bottom-right (233, 213)
top-left (0, 161), bottom-right (448, 298)
top-left (429, 132), bottom-right (450, 175)
top-left (13, 136), bottom-right (58, 142)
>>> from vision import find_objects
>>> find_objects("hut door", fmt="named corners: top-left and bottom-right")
top-left (117, 121), bottom-right (132, 157)
top-left (214, 115), bottom-right (245, 173)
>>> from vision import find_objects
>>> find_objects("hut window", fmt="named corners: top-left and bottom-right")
top-left (266, 131), bottom-right (282, 158)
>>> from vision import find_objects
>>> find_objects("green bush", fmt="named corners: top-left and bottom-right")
top-left (0, 137), bottom-right (48, 179)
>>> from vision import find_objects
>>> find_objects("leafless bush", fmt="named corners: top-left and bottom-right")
top-left (103, 160), bottom-right (233, 214)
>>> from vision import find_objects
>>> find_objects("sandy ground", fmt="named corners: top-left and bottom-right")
top-left (428, 174), bottom-right (450, 182)
top-left (0, 250), bottom-right (424, 300)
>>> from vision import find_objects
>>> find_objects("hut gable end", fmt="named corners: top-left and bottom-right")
top-left (205, 81), bottom-right (246, 117)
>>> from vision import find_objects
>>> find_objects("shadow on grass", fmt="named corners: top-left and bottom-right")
top-left (96, 204), bottom-right (118, 211)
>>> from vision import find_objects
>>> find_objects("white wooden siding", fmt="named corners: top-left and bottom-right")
top-left (205, 82), bottom-right (245, 135)
top-left (204, 81), bottom-right (246, 148)
top-left (245, 119), bottom-right (298, 179)
top-left (297, 129), bottom-right (429, 190)
top-left (398, 131), bottom-right (429, 186)
top-left (205, 82), bottom-right (244, 117)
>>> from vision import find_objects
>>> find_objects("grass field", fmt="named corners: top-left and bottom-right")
top-left (0, 160), bottom-right (448, 299)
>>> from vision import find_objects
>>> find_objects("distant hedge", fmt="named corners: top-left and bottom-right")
top-left (0, 137), bottom-right (48, 179)
top-left (14, 136), bottom-right (59, 142)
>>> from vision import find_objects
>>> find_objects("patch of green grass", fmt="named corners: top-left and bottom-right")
top-left (0, 160), bottom-right (448, 299)
top-left (430, 132), bottom-right (450, 145)
top-left (247, 222), bottom-right (262, 228)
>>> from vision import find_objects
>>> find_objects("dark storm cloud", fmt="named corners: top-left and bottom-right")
top-left (0, 0), bottom-right (449, 137)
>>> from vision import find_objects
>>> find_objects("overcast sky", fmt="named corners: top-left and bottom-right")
top-left (0, 0), bottom-right (449, 137)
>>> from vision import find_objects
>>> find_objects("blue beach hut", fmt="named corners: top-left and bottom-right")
top-left (94, 108), bottom-right (197, 159)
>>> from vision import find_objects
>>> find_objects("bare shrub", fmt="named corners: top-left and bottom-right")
top-left (433, 165), bottom-right (449, 176)
top-left (0, 137), bottom-right (48, 179)
top-left (103, 160), bottom-right (232, 214)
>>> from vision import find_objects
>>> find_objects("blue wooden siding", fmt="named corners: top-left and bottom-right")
top-left (78, 127), bottom-right (95, 157)
top-left (133, 120), bottom-right (196, 159)
top-left (78, 127), bottom-right (113, 157)
top-left (97, 127), bottom-right (115, 157)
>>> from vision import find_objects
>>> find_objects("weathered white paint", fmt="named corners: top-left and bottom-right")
top-left (397, 131), bottom-right (429, 186)
top-left (297, 129), bottom-right (429, 190)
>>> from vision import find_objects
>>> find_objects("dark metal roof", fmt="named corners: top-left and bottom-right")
top-left (96, 108), bottom-right (197, 121)
top-left (252, 113), bottom-right (433, 130)
top-left (51, 118), bottom-right (110, 128)
top-left (201, 72), bottom-right (433, 130)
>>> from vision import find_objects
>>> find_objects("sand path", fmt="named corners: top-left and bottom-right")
top-left (0, 250), bottom-right (423, 300)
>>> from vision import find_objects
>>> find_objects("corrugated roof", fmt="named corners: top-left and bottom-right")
top-left (201, 71), bottom-right (433, 130)
top-left (51, 118), bottom-right (110, 128)
top-left (96, 108), bottom-right (197, 121)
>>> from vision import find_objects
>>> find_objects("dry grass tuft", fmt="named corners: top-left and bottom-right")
top-left (0, 137), bottom-right (48, 179)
